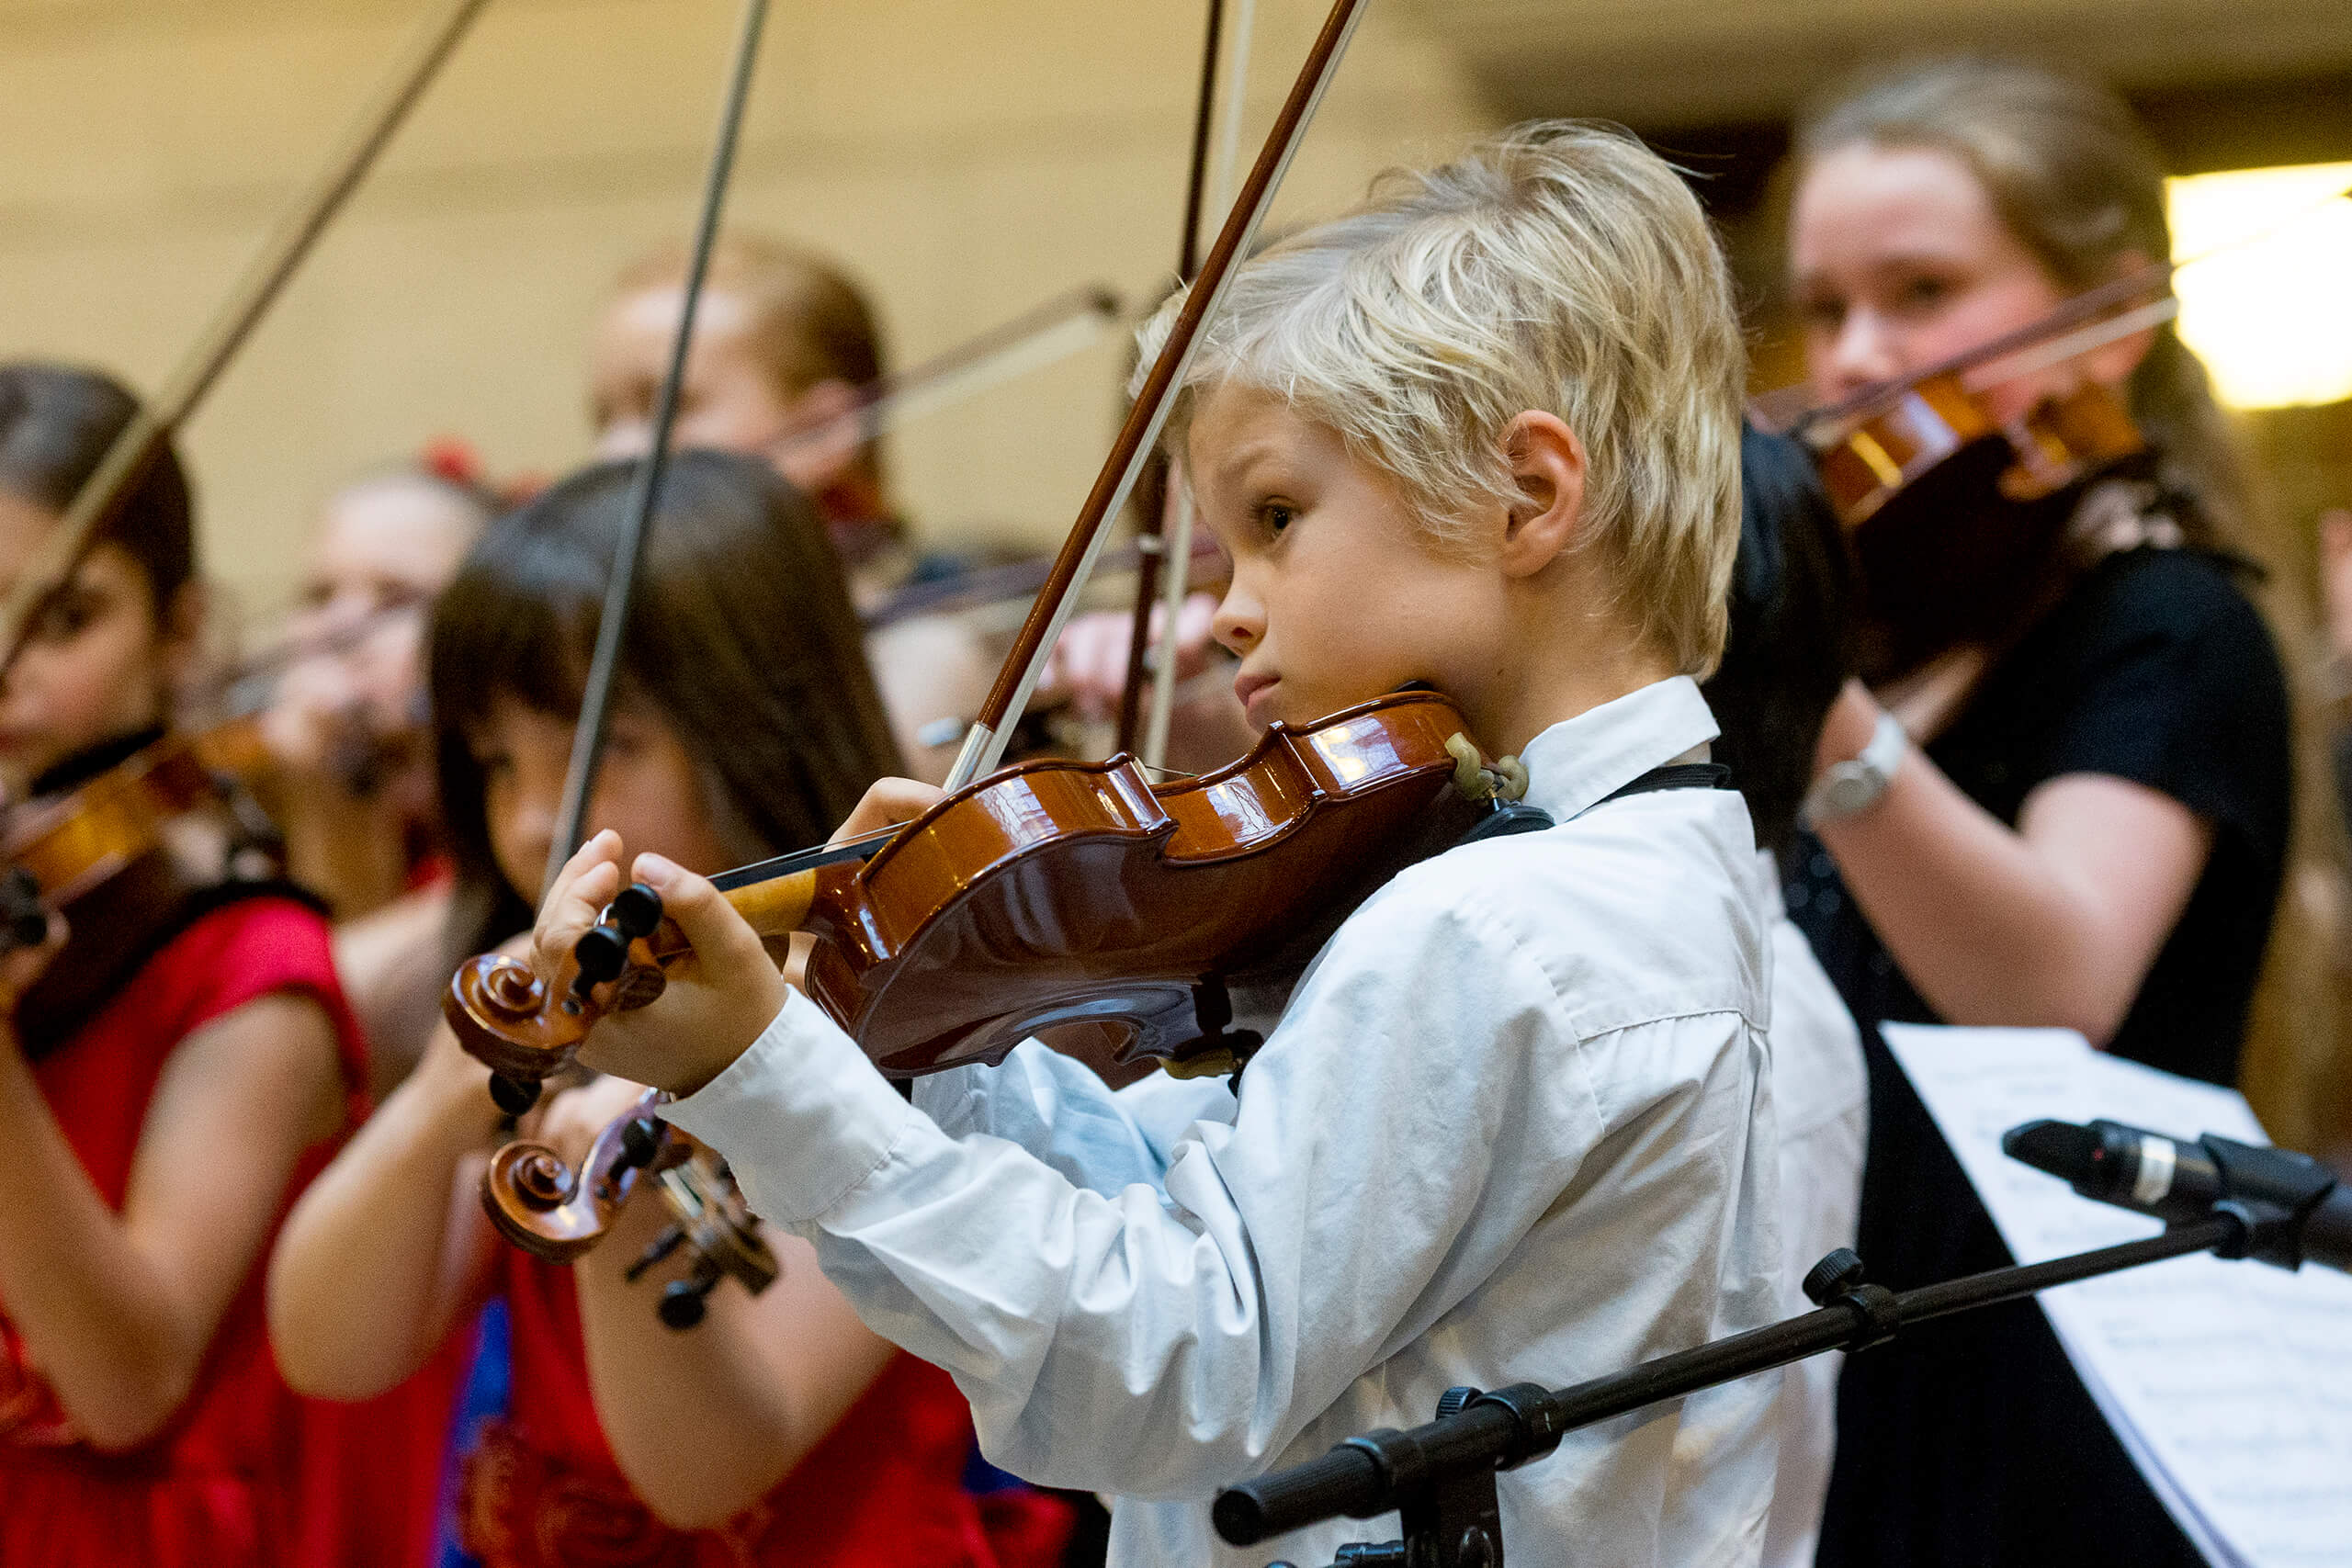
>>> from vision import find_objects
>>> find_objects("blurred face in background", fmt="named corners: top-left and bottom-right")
top-left (1788, 141), bottom-right (2149, 423)
top-left (265, 476), bottom-right (483, 799)
top-left (0, 497), bottom-right (189, 797)
top-left (588, 286), bottom-right (864, 497)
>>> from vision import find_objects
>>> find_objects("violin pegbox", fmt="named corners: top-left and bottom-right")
top-left (445, 954), bottom-right (592, 1113)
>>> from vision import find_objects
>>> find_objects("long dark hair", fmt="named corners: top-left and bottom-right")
top-left (429, 450), bottom-right (901, 960)
top-left (1704, 427), bottom-right (1853, 855)
top-left (0, 363), bottom-right (195, 615)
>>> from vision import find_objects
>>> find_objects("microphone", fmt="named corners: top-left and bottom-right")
top-left (2003, 1117), bottom-right (2352, 1275)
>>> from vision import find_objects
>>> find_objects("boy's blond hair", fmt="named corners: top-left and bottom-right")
top-left (1138, 121), bottom-right (1745, 676)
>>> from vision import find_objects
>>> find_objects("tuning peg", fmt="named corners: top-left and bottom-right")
top-left (610, 882), bottom-right (664, 940)
top-left (627, 1224), bottom-right (687, 1284)
top-left (617, 1116), bottom-right (662, 1171)
top-left (571, 922), bottom-right (630, 998)
top-left (488, 1073), bottom-right (542, 1116)
top-left (660, 1274), bottom-right (717, 1330)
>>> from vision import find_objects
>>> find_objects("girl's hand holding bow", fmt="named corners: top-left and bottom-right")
top-left (533, 831), bottom-right (787, 1097)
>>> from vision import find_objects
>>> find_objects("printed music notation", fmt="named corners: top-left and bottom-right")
top-left (1883, 1024), bottom-right (2352, 1568)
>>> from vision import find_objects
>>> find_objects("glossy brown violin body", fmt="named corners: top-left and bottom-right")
top-left (447, 687), bottom-right (1492, 1089)
top-left (3, 728), bottom-right (281, 1049)
top-left (1810, 376), bottom-right (2147, 686)
top-left (485, 1088), bottom-right (777, 1329)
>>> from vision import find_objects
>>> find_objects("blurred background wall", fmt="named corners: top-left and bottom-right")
top-left (0, 0), bottom-right (2344, 632)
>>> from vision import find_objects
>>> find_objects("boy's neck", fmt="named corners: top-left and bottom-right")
top-left (1459, 610), bottom-right (1678, 759)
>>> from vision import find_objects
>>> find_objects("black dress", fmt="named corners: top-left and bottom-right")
top-left (1798, 542), bottom-right (2291, 1567)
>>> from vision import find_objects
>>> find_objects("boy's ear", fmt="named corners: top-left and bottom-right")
top-left (1498, 411), bottom-right (1586, 578)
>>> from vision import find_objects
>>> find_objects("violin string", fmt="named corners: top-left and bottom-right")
top-left (543, 0), bottom-right (770, 898)
top-left (0, 0), bottom-right (492, 681)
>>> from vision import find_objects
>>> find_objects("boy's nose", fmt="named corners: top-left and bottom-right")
top-left (1210, 583), bottom-right (1262, 655)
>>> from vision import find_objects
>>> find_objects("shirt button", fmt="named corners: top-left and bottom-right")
top-left (1815, 888), bottom-right (1841, 917)
top-left (1811, 852), bottom-right (1835, 880)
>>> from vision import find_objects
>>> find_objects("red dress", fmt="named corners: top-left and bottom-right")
top-left (457, 1246), bottom-right (1069, 1568)
top-left (0, 897), bottom-right (398, 1565)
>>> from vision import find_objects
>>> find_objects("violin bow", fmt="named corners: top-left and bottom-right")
top-left (764, 282), bottom-right (1121, 473)
top-left (1112, 0), bottom-right (1227, 756)
top-left (947, 0), bottom-right (1372, 791)
top-left (0, 0), bottom-right (492, 680)
top-left (542, 0), bottom-right (770, 895)
top-left (1757, 174), bottom-right (2352, 439)
top-left (1138, 0), bottom-right (1261, 771)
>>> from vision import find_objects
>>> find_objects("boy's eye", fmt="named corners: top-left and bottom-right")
top-left (1797, 294), bottom-right (1846, 333)
top-left (1259, 501), bottom-right (1297, 536)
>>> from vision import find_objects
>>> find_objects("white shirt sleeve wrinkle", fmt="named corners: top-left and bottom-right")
top-left (676, 880), bottom-right (1606, 1501)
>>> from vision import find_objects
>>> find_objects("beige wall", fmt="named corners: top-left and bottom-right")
top-left (0, 0), bottom-right (1500, 634)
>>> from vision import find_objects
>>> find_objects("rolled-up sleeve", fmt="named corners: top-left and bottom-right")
top-left (662, 888), bottom-right (1595, 1497)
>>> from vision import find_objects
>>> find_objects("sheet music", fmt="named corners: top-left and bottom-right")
top-left (1881, 1024), bottom-right (2352, 1568)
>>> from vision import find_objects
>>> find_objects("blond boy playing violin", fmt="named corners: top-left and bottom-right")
top-left (536, 124), bottom-right (1782, 1568)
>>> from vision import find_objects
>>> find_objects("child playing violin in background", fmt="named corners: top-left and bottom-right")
top-left (0, 362), bottom-right (368, 1565)
top-left (268, 449), bottom-right (1069, 1568)
top-left (1774, 57), bottom-right (2321, 1568)
top-left (590, 233), bottom-right (999, 784)
top-left (260, 456), bottom-right (494, 1094)
top-left (533, 123), bottom-right (1783, 1567)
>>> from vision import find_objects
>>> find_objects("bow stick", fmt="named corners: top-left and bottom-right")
top-left (1139, 0), bottom-right (1260, 770)
top-left (542, 0), bottom-right (770, 894)
top-left (946, 0), bottom-right (1372, 791)
top-left (1112, 0), bottom-right (1227, 755)
top-left (0, 0), bottom-right (492, 679)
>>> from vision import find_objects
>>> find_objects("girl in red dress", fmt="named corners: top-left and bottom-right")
top-left (0, 363), bottom-right (379, 1566)
top-left (269, 449), bottom-right (1070, 1568)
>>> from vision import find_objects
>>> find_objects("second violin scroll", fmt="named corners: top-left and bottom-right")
top-left (481, 1086), bottom-right (778, 1330)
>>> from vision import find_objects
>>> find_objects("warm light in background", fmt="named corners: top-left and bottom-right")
top-left (2168, 162), bottom-right (2352, 411)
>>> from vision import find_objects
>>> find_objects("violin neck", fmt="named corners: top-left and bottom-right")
top-left (723, 868), bottom-right (820, 940)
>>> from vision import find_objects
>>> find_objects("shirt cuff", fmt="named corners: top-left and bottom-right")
top-left (658, 987), bottom-right (917, 1224)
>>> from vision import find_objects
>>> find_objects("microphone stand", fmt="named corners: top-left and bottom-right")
top-left (1215, 1136), bottom-right (2338, 1567)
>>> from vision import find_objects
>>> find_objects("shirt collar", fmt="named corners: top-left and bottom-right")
top-left (1516, 675), bottom-right (1721, 823)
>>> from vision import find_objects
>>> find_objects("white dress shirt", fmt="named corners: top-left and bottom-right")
top-left (1751, 855), bottom-right (1868, 1568)
top-left (665, 676), bottom-right (1784, 1568)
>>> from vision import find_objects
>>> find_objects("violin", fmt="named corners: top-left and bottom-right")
top-left (1769, 268), bottom-right (2177, 683)
top-left (2, 726), bottom-right (291, 1051)
top-left (448, 688), bottom-right (1502, 1100)
top-left (0, 0), bottom-right (491, 1043)
top-left (444, 0), bottom-right (1513, 1119)
top-left (485, 1087), bottom-right (776, 1330)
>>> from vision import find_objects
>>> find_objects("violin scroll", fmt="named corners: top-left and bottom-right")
top-left (480, 1087), bottom-right (778, 1330)
top-left (444, 881), bottom-right (673, 1114)
top-left (481, 1093), bottom-right (681, 1262)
